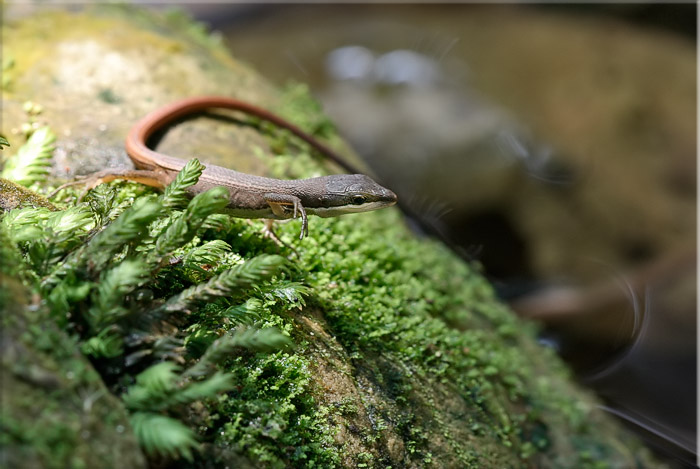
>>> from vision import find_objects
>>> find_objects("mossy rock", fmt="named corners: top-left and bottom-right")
top-left (1, 6), bottom-right (664, 468)
top-left (0, 274), bottom-right (146, 469)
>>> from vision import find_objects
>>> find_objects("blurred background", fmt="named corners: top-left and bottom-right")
top-left (6, 3), bottom-right (697, 467)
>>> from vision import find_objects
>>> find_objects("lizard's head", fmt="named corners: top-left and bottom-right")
top-left (309, 174), bottom-right (397, 218)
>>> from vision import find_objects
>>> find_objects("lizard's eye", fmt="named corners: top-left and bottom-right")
top-left (351, 195), bottom-right (366, 205)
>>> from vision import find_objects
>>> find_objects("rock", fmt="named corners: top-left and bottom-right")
top-left (0, 273), bottom-right (146, 469)
top-left (1, 6), bottom-right (666, 468)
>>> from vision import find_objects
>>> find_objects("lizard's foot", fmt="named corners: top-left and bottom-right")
top-left (255, 219), bottom-right (299, 256)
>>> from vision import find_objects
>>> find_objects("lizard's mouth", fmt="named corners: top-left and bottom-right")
top-left (308, 199), bottom-right (397, 218)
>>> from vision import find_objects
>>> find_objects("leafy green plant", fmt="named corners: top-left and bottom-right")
top-left (2, 150), bottom-right (300, 463)
top-left (129, 412), bottom-right (199, 462)
top-left (0, 126), bottom-right (55, 187)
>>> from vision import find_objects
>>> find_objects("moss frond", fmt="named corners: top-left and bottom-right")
top-left (2, 206), bottom-right (52, 243)
top-left (160, 158), bottom-right (205, 210)
top-left (180, 239), bottom-right (232, 272)
top-left (1, 126), bottom-right (55, 187)
top-left (42, 196), bottom-right (162, 289)
top-left (157, 254), bottom-right (290, 314)
top-left (149, 186), bottom-right (229, 265)
top-left (0, 218), bottom-right (25, 277)
top-left (221, 298), bottom-right (264, 325)
top-left (129, 412), bottom-right (198, 462)
top-left (123, 361), bottom-right (236, 413)
top-left (80, 326), bottom-right (124, 358)
top-left (184, 326), bottom-right (292, 379)
top-left (87, 259), bottom-right (150, 330)
top-left (128, 361), bottom-right (180, 398)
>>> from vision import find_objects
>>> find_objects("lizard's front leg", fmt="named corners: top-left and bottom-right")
top-left (263, 193), bottom-right (308, 239)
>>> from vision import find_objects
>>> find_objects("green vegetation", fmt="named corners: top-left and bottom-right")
top-left (1, 89), bottom-right (656, 468)
top-left (1, 136), bottom-right (310, 464)
top-left (1, 124), bottom-right (55, 188)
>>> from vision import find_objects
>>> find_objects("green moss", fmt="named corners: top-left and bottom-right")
top-left (1, 40), bottom-right (660, 467)
top-left (0, 273), bottom-right (145, 468)
top-left (274, 83), bottom-right (337, 141)
top-left (216, 352), bottom-right (340, 467)
top-left (0, 177), bottom-right (56, 211)
top-left (162, 85), bottom-right (658, 467)
top-left (189, 192), bottom-right (525, 466)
